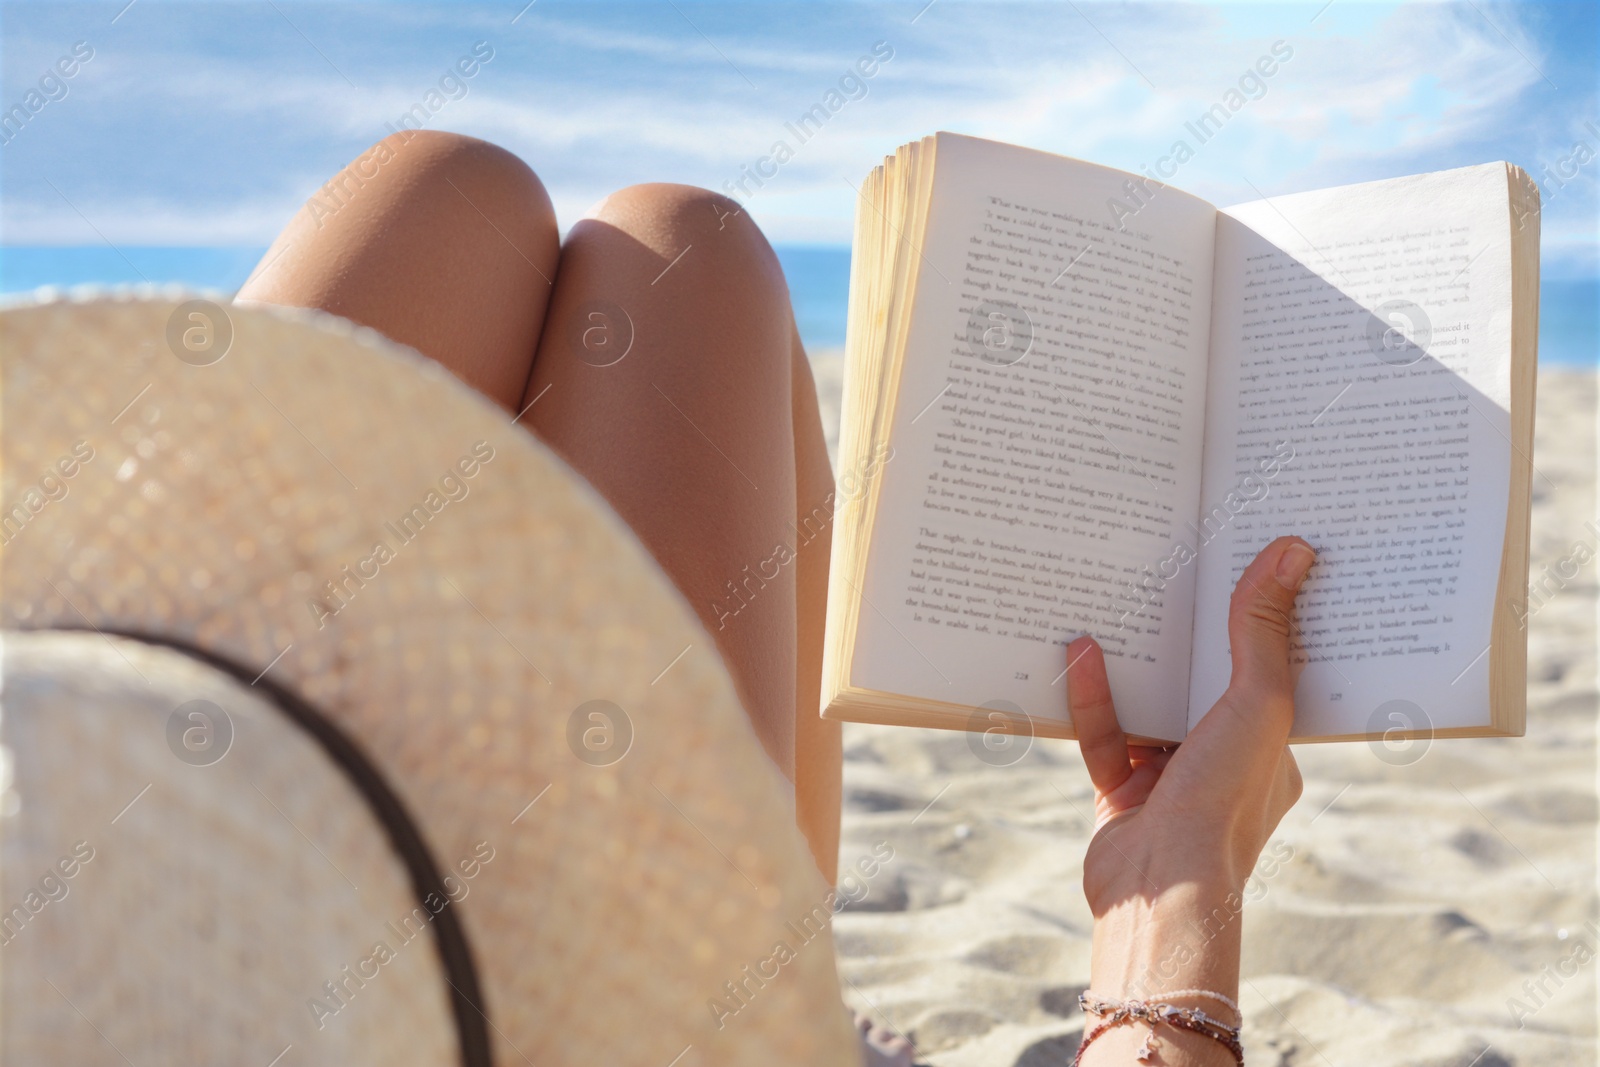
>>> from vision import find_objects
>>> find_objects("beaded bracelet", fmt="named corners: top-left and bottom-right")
top-left (1074, 991), bottom-right (1244, 1066)
top-left (1146, 988), bottom-right (1242, 1022)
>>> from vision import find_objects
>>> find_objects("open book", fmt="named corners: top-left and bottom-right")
top-left (822, 133), bottom-right (1538, 745)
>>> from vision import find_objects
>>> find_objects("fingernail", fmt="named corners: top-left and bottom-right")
top-left (1276, 543), bottom-right (1316, 589)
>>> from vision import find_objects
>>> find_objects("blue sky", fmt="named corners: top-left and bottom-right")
top-left (1, 0), bottom-right (1596, 272)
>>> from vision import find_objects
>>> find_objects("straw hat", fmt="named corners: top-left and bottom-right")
top-left (1, 296), bottom-right (859, 1065)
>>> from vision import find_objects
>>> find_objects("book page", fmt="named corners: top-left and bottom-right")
top-left (1188, 164), bottom-right (1515, 737)
top-left (852, 134), bottom-right (1217, 740)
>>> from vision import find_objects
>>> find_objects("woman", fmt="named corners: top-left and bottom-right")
top-left (238, 129), bottom-right (1314, 1067)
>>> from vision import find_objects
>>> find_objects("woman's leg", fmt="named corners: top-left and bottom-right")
top-left (236, 138), bottom-right (840, 882)
top-left (236, 130), bottom-right (557, 412)
top-left (518, 184), bottom-right (840, 881)
top-left (790, 325), bottom-right (844, 883)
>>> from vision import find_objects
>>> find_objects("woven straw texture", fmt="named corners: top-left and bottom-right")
top-left (1, 297), bottom-right (857, 1065)
top-left (4, 631), bottom-right (459, 1065)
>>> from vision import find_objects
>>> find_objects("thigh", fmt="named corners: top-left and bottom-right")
top-left (789, 327), bottom-right (843, 882)
top-left (521, 185), bottom-right (799, 769)
top-left (235, 130), bottom-right (559, 413)
top-left (522, 185), bottom-right (841, 879)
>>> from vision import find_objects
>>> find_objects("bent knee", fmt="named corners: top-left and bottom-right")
top-left (314, 130), bottom-right (556, 242)
top-left (588, 183), bottom-right (784, 293)
top-left (372, 130), bottom-right (543, 194)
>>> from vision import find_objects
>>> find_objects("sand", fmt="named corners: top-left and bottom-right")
top-left (809, 351), bottom-right (1598, 1067)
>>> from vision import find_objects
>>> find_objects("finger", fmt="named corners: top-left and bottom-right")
top-left (1094, 799), bottom-right (1146, 833)
top-left (1065, 636), bottom-right (1132, 795)
top-left (1226, 536), bottom-right (1316, 719)
top-left (1128, 745), bottom-right (1176, 774)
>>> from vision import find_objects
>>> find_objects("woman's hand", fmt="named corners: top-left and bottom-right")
top-left (1067, 535), bottom-right (1314, 914)
top-left (1066, 537), bottom-right (1314, 1066)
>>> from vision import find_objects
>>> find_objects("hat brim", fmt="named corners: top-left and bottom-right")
top-left (2, 296), bottom-right (857, 1064)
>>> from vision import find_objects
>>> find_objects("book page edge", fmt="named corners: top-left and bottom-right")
top-left (1488, 161), bottom-right (1538, 738)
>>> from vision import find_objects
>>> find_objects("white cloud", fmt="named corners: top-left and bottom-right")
top-left (1, 1), bottom-right (1590, 255)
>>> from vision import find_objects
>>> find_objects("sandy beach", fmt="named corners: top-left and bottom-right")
top-left (810, 352), bottom-right (1598, 1066)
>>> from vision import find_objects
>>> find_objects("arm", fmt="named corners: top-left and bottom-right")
top-left (1066, 536), bottom-right (1317, 1066)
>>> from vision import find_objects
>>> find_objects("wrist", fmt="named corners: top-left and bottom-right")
top-left (1089, 879), bottom-right (1243, 1003)
top-left (1081, 885), bottom-right (1244, 1067)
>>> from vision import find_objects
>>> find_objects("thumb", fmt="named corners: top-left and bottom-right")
top-left (1225, 536), bottom-right (1316, 713)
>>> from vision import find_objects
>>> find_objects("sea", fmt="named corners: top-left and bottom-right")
top-left (1, 244), bottom-right (1594, 365)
